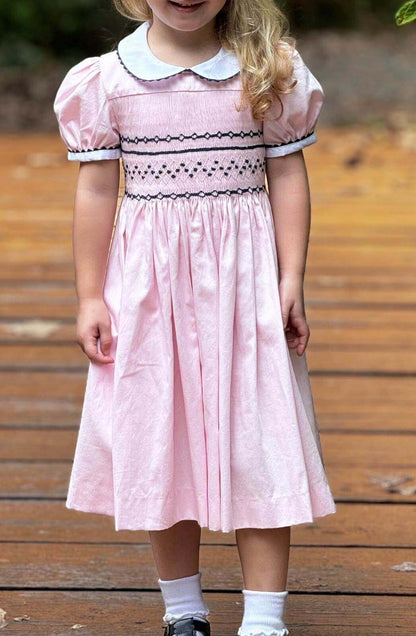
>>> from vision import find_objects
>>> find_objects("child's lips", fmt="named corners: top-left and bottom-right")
top-left (168, 1), bottom-right (205, 11)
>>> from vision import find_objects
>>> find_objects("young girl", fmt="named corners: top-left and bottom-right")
top-left (54, 1), bottom-right (337, 634)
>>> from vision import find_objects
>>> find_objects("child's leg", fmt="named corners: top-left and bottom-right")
top-left (235, 527), bottom-right (291, 636)
top-left (235, 526), bottom-right (290, 591)
top-left (149, 520), bottom-right (202, 580)
top-left (149, 520), bottom-right (210, 627)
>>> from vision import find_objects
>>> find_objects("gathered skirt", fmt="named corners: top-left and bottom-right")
top-left (65, 188), bottom-right (337, 532)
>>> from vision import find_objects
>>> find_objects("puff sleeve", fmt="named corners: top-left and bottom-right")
top-left (53, 56), bottom-right (121, 162)
top-left (263, 48), bottom-right (324, 158)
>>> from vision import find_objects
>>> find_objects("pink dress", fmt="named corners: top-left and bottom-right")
top-left (54, 19), bottom-right (337, 532)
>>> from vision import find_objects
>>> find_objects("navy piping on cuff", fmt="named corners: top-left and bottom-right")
top-left (67, 144), bottom-right (121, 154)
top-left (264, 131), bottom-right (315, 149)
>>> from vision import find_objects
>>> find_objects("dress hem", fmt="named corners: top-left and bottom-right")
top-left (65, 476), bottom-right (337, 533)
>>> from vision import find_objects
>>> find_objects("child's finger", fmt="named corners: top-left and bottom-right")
top-left (285, 326), bottom-right (299, 346)
top-left (98, 320), bottom-right (113, 358)
top-left (82, 333), bottom-right (113, 364)
top-left (283, 313), bottom-right (310, 355)
top-left (294, 321), bottom-right (310, 356)
top-left (82, 334), bottom-right (99, 361)
top-left (296, 332), bottom-right (309, 356)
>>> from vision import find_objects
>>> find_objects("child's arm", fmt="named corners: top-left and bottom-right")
top-left (266, 150), bottom-right (311, 356)
top-left (53, 56), bottom-right (123, 363)
top-left (73, 160), bottom-right (120, 364)
top-left (263, 47), bottom-right (325, 356)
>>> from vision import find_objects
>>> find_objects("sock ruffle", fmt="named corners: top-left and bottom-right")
top-left (237, 630), bottom-right (289, 636)
top-left (164, 611), bottom-right (210, 624)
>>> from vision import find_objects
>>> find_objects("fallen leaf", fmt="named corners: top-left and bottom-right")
top-left (344, 152), bottom-right (363, 167)
top-left (391, 561), bottom-right (416, 572)
top-left (0, 608), bottom-right (8, 629)
top-left (13, 615), bottom-right (30, 621)
top-left (368, 472), bottom-right (414, 489)
top-left (389, 484), bottom-right (416, 496)
top-left (71, 625), bottom-right (87, 630)
top-left (2, 319), bottom-right (61, 339)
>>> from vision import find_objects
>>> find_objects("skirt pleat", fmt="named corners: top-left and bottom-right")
top-left (65, 190), bottom-right (337, 532)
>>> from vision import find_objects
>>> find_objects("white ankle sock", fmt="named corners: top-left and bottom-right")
top-left (237, 589), bottom-right (290, 636)
top-left (158, 571), bottom-right (210, 628)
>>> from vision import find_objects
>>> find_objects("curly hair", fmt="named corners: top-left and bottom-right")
top-left (112, 0), bottom-right (298, 119)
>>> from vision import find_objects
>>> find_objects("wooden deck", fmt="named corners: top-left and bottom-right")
top-left (0, 128), bottom-right (415, 634)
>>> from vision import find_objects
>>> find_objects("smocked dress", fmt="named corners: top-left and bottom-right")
top-left (53, 19), bottom-right (337, 533)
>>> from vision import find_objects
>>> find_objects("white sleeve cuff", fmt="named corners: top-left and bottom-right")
top-left (265, 132), bottom-right (317, 158)
top-left (67, 147), bottom-right (122, 162)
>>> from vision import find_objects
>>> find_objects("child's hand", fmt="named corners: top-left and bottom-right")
top-left (76, 298), bottom-right (114, 364)
top-left (278, 275), bottom-right (310, 356)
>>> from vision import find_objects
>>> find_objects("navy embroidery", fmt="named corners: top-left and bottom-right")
top-left (120, 130), bottom-right (263, 144)
top-left (116, 47), bottom-right (240, 83)
top-left (123, 156), bottom-right (265, 182)
top-left (120, 143), bottom-right (267, 157)
top-left (68, 144), bottom-right (121, 154)
top-left (124, 184), bottom-right (266, 201)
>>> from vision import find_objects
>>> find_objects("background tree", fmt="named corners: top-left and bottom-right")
top-left (0, 0), bottom-right (411, 68)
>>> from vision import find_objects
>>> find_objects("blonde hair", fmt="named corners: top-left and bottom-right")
top-left (113, 0), bottom-right (297, 120)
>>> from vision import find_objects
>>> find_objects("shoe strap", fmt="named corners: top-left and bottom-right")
top-left (164, 617), bottom-right (210, 635)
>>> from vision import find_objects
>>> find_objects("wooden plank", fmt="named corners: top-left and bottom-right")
top-left (0, 261), bottom-right (415, 290)
top-left (2, 461), bottom-right (414, 504)
top-left (0, 402), bottom-right (81, 427)
top-left (0, 501), bottom-right (415, 547)
top-left (0, 591), bottom-right (414, 635)
top-left (0, 371), bottom-right (85, 400)
top-left (0, 232), bottom-right (416, 266)
top-left (0, 244), bottom-right (414, 284)
top-left (0, 273), bottom-right (415, 310)
top-left (0, 371), bottom-right (84, 427)
top-left (1, 341), bottom-right (416, 373)
top-left (2, 220), bottom-right (416, 240)
top-left (0, 345), bottom-right (86, 369)
top-left (3, 303), bottom-right (412, 343)
top-left (0, 543), bottom-right (415, 594)
top-left (0, 285), bottom-right (76, 320)
top-left (1, 370), bottom-right (416, 432)
top-left (309, 349), bottom-right (416, 374)
top-left (0, 263), bottom-right (74, 282)
top-left (1, 304), bottom-right (416, 373)
top-left (305, 281), bottom-right (416, 304)
top-left (2, 305), bottom-right (412, 343)
top-left (2, 430), bottom-right (416, 465)
top-left (307, 245), bottom-right (416, 271)
top-left (0, 462), bottom-right (69, 498)
top-left (1, 126), bottom-right (415, 634)
top-left (0, 319), bottom-right (75, 342)
top-left (1, 303), bottom-right (416, 373)
top-left (310, 375), bottom-right (416, 431)
top-left (328, 463), bottom-right (416, 502)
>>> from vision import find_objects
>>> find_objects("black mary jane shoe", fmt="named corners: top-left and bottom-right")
top-left (162, 617), bottom-right (211, 636)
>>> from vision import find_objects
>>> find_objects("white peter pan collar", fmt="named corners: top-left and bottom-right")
top-left (117, 20), bottom-right (240, 82)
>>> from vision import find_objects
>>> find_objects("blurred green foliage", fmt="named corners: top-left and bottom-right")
top-left (395, 0), bottom-right (416, 24)
top-left (0, 0), bottom-right (405, 68)
top-left (0, 0), bottom-right (126, 67)
top-left (283, 0), bottom-right (404, 30)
